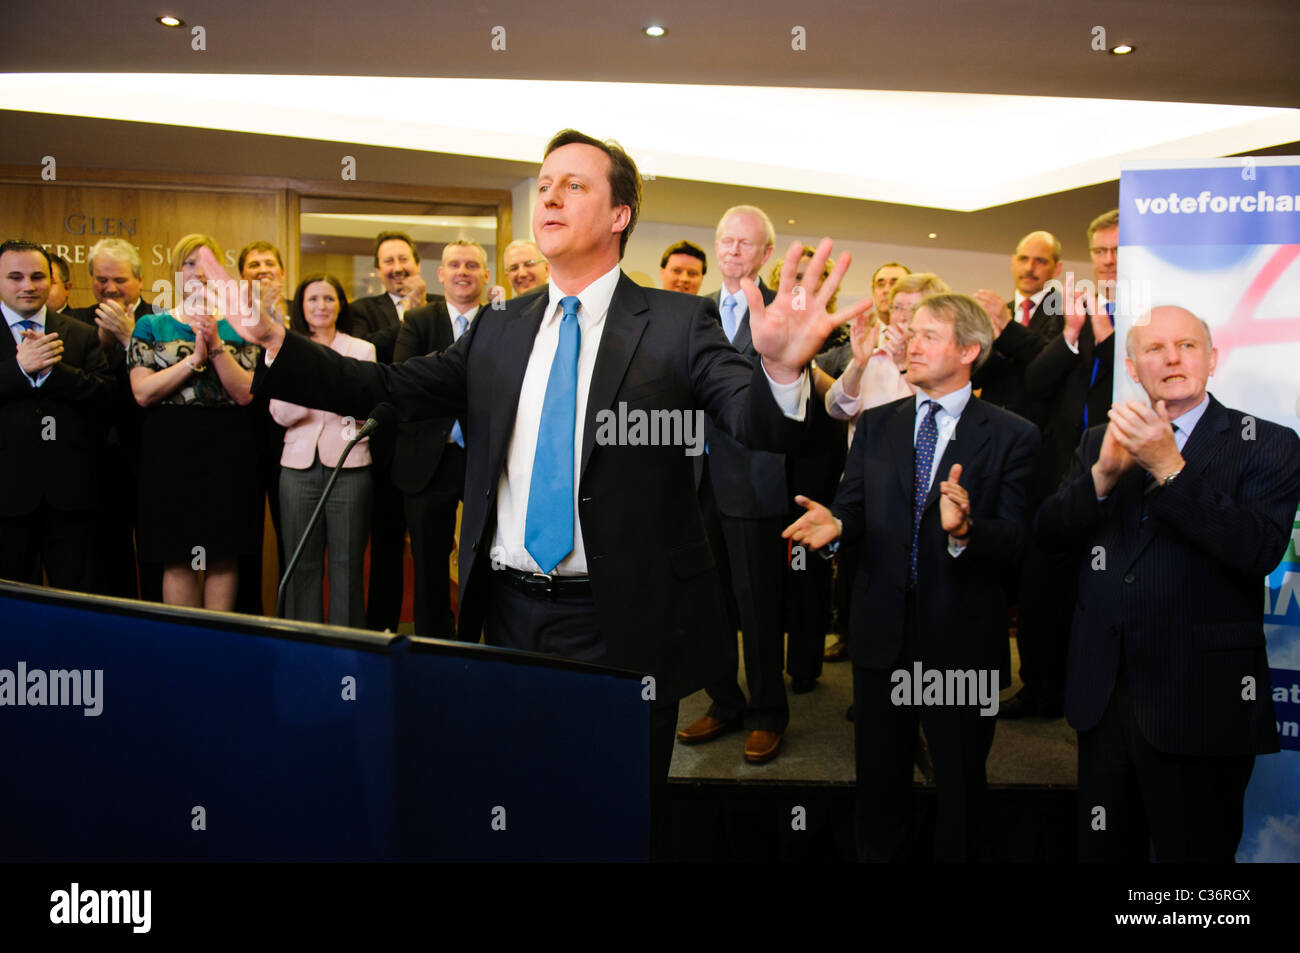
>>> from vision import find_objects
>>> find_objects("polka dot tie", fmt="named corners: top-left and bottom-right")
top-left (911, 400), bottom-right (941, 583)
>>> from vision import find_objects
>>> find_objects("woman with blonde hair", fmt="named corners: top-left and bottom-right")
top-left (127, 233), bottom-right (262, 609)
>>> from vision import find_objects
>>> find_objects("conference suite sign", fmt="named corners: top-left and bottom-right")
top-left (1119, 158), bottom-right (1300, 862)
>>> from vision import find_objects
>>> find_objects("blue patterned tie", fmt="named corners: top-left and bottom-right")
top-left (450, 313), bottom-right (467, 448)
top-left (16, 319), bottom-right (38, 332)
top-left (721, 294), bottom-right (738, 343)
top-left (910, 400), bottom-right (941, 583)
top-left (525, 295), bottom-right (581, 573)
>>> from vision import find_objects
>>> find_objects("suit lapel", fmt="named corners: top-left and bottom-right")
top-left (924, 398), bottom-right (991, 512)
top-left (488, 292), bottom-right (549, 477)
top-left (581, 273), bottom-right (650, 479)
top-left (888, 397), bottom-right (916, 503)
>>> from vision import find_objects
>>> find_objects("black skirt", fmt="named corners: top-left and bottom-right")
top-left (137, 404), bottom-right (262, 564)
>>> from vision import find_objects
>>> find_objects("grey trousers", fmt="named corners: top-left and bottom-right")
top-left (278, 458), bottom-right (372, 628)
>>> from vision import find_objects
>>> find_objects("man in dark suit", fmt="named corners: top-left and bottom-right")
top-left (1005, 211), bottom-right (1120, 719)
top-left (786, 292), bottom-right (1039, 861)
top-left (1036, 305), bottom-right (1300, 862)
top-left (70, 239), bottom-right (160, 601)
top-left (392, 239), bottom-right (490, 638)
top-left (972, 230), bottom-right (1064, 424)
top-left (674, 204), bottom-right (792, 765)
top-left (47, 254), bottom-right (72, 314)
top-left (349, 231), bottom-right (444, 632)
top-left (215, 130), bottom-right (867, 799)
top-left (0, 240), bottom-right (113, 591)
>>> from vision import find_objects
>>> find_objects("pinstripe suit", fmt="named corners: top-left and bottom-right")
top-left (1036, 394), bottom-right (1300, 860)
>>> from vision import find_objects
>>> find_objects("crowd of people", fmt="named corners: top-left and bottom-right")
top-left (4, 126), bottom-right (1297, 863)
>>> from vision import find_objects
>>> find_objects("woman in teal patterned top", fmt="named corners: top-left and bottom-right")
top-left (127, 233), bottom-right (262, 610)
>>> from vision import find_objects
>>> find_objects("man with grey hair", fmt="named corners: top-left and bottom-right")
top-left (1036, 304), bottom-right (1300, 861)
top-left (71, 238), bottom-right (160, 601)
top-left (502, 239), bottom-right (549, 297)
top-left (785, 292), bottom-right (1039, 860)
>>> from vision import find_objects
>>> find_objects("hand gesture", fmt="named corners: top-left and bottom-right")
top-left (1063, 283), bottom-right (1092, 347)
top-left (400, 273), bottom-right (428, 313)
top-left (880, 321), bottom-right (908, 370)
top-left (782, 495), bottom-right (842, 550)
top-left (1091, 411), bottom-right (1137, 496)
top-left (849, 306), bottom-right (878, 366)
top-left (938, 464), bottom-right (971, 537)
top-left (1090, 300), bottom-right (1115, 345)
top-left (974, 289), bottom-right (1010, 338)
top-left (254, 275), bottom-right (285, 323)
top-left (748, 239), bottom-right (873, 384)
top-left (190, 327), bottom-right (208, 367)
top-left (488, 284), bottom-right (507, 307)
top-left (94, 298), bottom-right (136, 348)
top-left (1106, 400), bottom-right (1183, 478)
top-left (17, 329), bottom-right (63, 375)
top-left (193, 246), bottom-right (283, 351)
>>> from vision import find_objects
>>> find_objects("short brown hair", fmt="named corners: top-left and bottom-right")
top-left (917, 292), bottom-right (994, 372)
top-left (374, 231), bottom-right (420, 266)
top-left (238, 240), bottom-right (284, 275)
top-left (170, 233), bottom-right (225, 277)
top-left (661, 240), bottom-right (707, 274)
top-left (544, 129), bottom-right (641, 258)
top-left (1087, 209), bottom-right (1119, 246)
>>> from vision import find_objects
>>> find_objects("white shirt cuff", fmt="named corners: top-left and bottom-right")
top-left (947, 537), bottom-right (967, 557)
top-left (1064, 336), bottom-right (1080, 355)
top-left (764, 365), bottom-right (809, 421)
top-left (826, 374), bottom-right (862, 421)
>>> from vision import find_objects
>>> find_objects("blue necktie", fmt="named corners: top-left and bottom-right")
top-left (721, 294), bottom-right (738, 343)
top-left (16, 319), bottom-right (38, 332)
top-left (910, 400), bottom-right (941, 584)
top-left (1081, 301), bottom-right (1116, 431)
top-left (450, 313), bottom-right (467, 448)
top-left (524, 296), bottom-right (581, 573)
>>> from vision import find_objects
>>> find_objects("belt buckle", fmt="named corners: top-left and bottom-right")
top-left (527, 572), bottom-right (554, 584)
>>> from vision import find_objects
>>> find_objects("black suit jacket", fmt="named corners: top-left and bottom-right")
top-left (1035, 395), bottom-right (1300, 756)
top-left (0, 309), bottom-right (113, 516)
top-left (702, 282), bottom-right (789, 518)
top-left (1023, 315), bottom-right (1115, 498)
top-left (390, 301), bottom-right (471, 494)
top-left (68, 300), bottom-right (158, 452)
top-left (253, 271), bottom-right (806, 702)
top-left (832, 393), bottom-right (1039, 677)
top-left (973, 288), bottom-right (1063, 424)
top-left (350, 292), bottom-right (443, 365)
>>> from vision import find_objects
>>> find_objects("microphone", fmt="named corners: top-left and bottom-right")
top-left (276, 402), bottom-right (397, 620)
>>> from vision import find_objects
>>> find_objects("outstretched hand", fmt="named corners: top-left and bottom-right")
top-left (748, 239), bottom-right (872, 384)
top-left (192, 246), bottom-right (285, 353)
top-left (782, 495), bottom-right (842, 550)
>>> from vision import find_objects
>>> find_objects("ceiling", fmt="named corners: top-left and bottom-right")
top-left (1, 0), bottom-right (1298, 260)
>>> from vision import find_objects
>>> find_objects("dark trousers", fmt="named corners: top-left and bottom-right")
top-left (365, 459), bottom-right (406, 632)
top-left (784, 533), bottom-right (832, 682)
top-left (0, 504), bottom-right (96, 592)
top-left (853, 595), bottom-right (997, 862)
top-left (1077, 669), bottom-right (1256, 862)
top-left (698, 483), bottom-right (789, 732)
top-left (403, 445), bottom-right (465, 639)
top-left (1015, 538), bottom-right (1073, 708)
top-left (833, 538), bottom-right (861, 638)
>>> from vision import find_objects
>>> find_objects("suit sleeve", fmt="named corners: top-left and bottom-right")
top-left (829, 415), bottom-right (869, 544)
top-left (40, 325), bottom-right (113, 404)
top-left (959, 419), bottom-right (1039, 568)
top-left (393, 314), bottom-right (425, 364)
top-left (1146, 424), bottom-right (1300, 579)
top-left (1034, 428), bottom-right (1118, 552)
top-left (1024, 331), bottom-right (1082, 399)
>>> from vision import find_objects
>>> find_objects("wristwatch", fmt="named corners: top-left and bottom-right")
top-left (1159, 468), bottom-right (1182, 488)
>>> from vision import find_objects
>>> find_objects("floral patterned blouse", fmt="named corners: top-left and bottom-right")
top-left (127, 312), bottom-right (260, 406)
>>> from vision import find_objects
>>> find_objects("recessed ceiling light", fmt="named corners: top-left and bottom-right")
top-left (1110, 44), bottom-right (1134, 55)
top-left (928, 233), bottom-right (938, 239)
top-left (642, 25), bottom-right (666, 38)
top-left (787, 218), bottom-right (796, 225)
top-left (156, 15), bottom-right (183, 27)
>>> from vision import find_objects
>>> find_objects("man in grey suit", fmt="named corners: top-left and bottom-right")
top-left (675, 205), bottom-right (792, 764)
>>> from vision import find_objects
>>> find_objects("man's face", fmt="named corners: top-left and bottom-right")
top-left (888, 290), bottom-right (923, 334)
top-left (715, 213), bottom-right (772, 284)
top-left (1125, 306), bottom-right (1217, 412)
top-left (376, 239), bottom-right (421, 296)
top-left (660, 253), bottom-right (705, 295)
top-left (872, 265), bottom-right (909, 315)
top-left (504, 244), bottom-right (549, 294)
top-left (438, 245), bottom-right (489, 310)
top-left (241, 249), bottom-right (284, 283)
top-left (90, 255), bottom-right (143, 307)
top-left (0, 250), bottom-right (51, 317)
top-left (905, 306), bottom-right (976, 394)
top-left (533, 143), bottom-right (628, 268)
top-left (1089, 225), bottom-right (1118, 286)
top-left (1011, 234), bottom-right (1062, 297)
top-left (47, 267), bottom-right (69, 311)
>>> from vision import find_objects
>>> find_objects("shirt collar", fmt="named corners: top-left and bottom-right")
top-left (388, 291), bottom-right (406, 309)
top-left (547, 264), bottom-right (621, 326)
top-left (2, 301), bottom-right (47, 329)
top-left (916, 382), bottom-right (973, 421)
top-left (1015, 286), bottom-right (1050, 312)
top-left (447, 302), bottom-right (479, 323)
top-left (1171, 393), bottom-right (1210, 439)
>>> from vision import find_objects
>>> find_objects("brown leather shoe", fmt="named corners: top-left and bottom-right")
top-left (676, 714), bottom-right (741, 744)
top-left (743, 730), bottom-right (782, 764)
top-left (823, 638), bottom-right (850, 662)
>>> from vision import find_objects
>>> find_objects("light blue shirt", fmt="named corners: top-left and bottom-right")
top-left (1170, 394), bottom-right (1210, 451)
top-left (914, 382), bottom-right (972, 494)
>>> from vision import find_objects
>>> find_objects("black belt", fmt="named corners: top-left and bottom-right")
top-left (498, 570), bottom-right (593, 599)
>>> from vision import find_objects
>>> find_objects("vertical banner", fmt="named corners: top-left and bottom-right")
top-left (1118, 158), bottom-right (1300, 861)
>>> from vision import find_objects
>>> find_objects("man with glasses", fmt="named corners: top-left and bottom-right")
top-left (502, 240), bottom-right (550, 298)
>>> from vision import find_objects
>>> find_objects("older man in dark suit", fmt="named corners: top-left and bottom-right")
top-left (1036, 305), bottom-right (1300, 862)
top-left (786, 292), bottom-right (1040, 861)
top-left (213, 131), bottom-right (869, 801)
top-left (0, 240), bottom-right (112, 591)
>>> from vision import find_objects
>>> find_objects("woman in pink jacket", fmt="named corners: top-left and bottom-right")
top-left (269, 274), bottom-right (376, 627)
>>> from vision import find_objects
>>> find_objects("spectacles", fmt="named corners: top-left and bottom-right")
top-left (891, 303), bottom-right (916, 315)
top-left (505, 258), bottom-right (544, 273)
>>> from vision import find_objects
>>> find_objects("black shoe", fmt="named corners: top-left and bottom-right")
top-left (998, 692), bottom-right (1038, 719)
top-left (791, 676), bottom-right (817, 694)
top-left (845, 703), bottom-right (855, 722)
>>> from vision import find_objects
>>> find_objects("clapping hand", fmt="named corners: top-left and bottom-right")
top-left (938, 464), bottom-right (971, 538)
top-left (16, 329), bottom-right (63, 375)
top-left (94, 298), bottom-right (136, 349)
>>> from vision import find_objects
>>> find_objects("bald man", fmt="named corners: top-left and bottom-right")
top-left (972, 230), bottom-right (1064, 423)
top-left (1036, 305), bottom-right (1300, 862)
